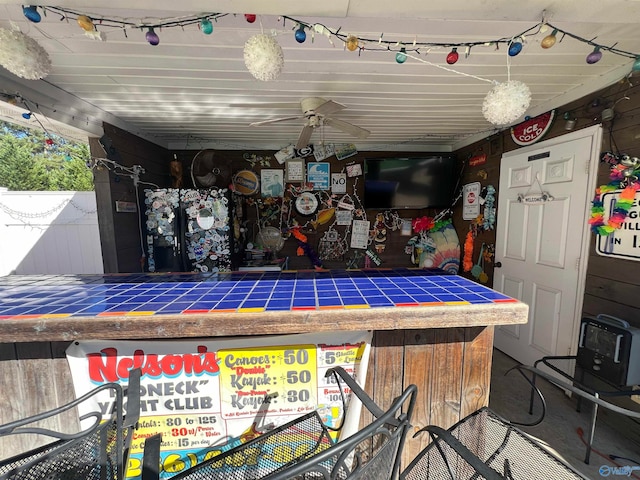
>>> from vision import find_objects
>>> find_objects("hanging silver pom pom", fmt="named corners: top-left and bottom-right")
top-left (0, 27), bottom-right (51, 80)
top-left (482, 80), bottom-right (531, 126)
top-left (243, 33), bottom-right (284, 81)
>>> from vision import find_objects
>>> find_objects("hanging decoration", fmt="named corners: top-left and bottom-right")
top-left (0, 27), bottom-right (52, 80)
top-left (482, 80), bottom-right (531, 126)
top-left (243, 33), bottom-right (285, 81)
top-left (589, 153), bottom-right (640, 236)
top-left (290, 227), bottom-right (324, 270)
top-left (462, 229), bottom-right (474, 272)
top-left (482, 185), bottom-right (496, 231)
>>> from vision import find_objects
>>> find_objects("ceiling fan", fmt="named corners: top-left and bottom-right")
top-left (248, 97), bottom-right (370, 149)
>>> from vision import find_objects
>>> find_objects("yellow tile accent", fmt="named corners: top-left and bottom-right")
top-left (444, 301), bottom-right (471, 306)
top-left (344, 304), bottom-right (370, 309)
top-left (39, 313), bottom-right (72, 318)
top-left (238, 307), bottom-right (266, 313)
top-left (125, 311), bottom-right (156, 316)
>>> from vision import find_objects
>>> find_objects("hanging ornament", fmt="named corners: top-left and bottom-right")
top-left (0, 27), bottom-right (52, 80)
top-left (244, 14), bottom-right (257, 23)
top-left (508, 39), bottom-right (523, 57)
top-left (200, 18), bottom-right (213, 35)
top-left (586, 46), bottom-right (602, 64)
top-left (77, 15), bottom-right (95, 32)
top-left (145, 27), bottom-right (160, 46)
top-left (446, 47), bottom-right (459, 65)
top-left (395, 48), bottom-right (407, 64)
top-left (243, 33), bottom-right (285, 81)
top-left (346, 35), bottom-right (359, 52)
top-left (633, 56), bottom-right (640, 73)
top-left (294, 25), bottom-right (306, 43)
top-left (540, 29), bottom-right (558, 49)
top-left (482, 80), bottom-right (531, 125)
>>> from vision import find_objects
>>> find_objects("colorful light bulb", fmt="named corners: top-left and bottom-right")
top-left (396, 48), bottom-right (407, 64)
top-left (294, 25), bottom-right (306, 43)
top-left (200, 18), bottom-right (213, 35)
top-left (632, 56), bottom-right (640, 72)
top-left (244, 14), bottom-right (256, 23)
top-left (145, 27), bottom-right (160, 46)
top-left (446, 47), bottom-right (459, 65)
top-left (508, 40), bottom-right (523, 57)
top-left (22, 5), bottom-right (41, 23)
top-left (540, 29), bottom-right (558, 49)
top-left (22, 112), bottom-right (32, 119)
top-left (346, 35), bottom-right (359, 52)
top-left (586, 46), bottom-right (602, 64)
top-left (77, 15), bottom-right (94, 32)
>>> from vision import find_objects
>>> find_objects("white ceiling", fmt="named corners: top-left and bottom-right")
top-left (0, 0), bottom-right (639, 152)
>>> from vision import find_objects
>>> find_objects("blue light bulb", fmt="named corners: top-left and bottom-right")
top-left (200, 18), bottom-right (213, 35)
top-left (295, 26), bottom-right (306, 43)
top-left (508, 41), bottom-right (523, 57)
top-left (22, 5), bottom-right (41, 23)
top-left (396, 48), bottom-right (407, 64)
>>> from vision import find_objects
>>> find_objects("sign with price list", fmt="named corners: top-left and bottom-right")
top-left (66, 331), bottom-right (371, 479)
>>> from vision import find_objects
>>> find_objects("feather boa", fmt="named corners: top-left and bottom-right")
top-left (462, 230), bottom-right (474, 272)
top-left (589, 161), bottom-right (640, 235)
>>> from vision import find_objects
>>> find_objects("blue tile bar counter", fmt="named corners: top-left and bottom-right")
top-left (0, 268), bottom-right (527, 342)
top-left (0, 268), bottom-right (527, 466)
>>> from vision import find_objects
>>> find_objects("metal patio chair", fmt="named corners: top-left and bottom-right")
top-left (0, 368), bottom-right (141, 480)
top-left (144, 366), bottom-right (417, 480)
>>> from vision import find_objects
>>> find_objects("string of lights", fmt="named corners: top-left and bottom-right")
top-left (18, 5), bottom-right (640, 63)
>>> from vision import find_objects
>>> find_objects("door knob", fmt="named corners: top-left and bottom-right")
top-left (494, 262), bottom-right (502, 268)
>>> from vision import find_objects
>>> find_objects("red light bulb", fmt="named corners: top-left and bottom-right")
top-left (244, 14), bottom-right (256, 23)
top-left (446, 48), bottom-right (459, 65)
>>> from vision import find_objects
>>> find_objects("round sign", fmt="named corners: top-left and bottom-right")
top-left (295, 192), bottom-right (319, 216)
top-left (510, 110), bottom-right (556, 146)
top-left (232, 170), bottom-right (259, 195)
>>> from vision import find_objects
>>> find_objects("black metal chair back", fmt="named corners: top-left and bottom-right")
top-left (144, 366), bottom-right (417, 480)
top-left (0, 368), bottom-right (141, 480)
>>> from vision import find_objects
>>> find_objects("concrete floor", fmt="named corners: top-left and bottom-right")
top-left (489, 349), bottom-right (640, 479)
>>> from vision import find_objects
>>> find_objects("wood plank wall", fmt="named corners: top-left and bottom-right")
top-left (454, 76), bottom-right (640, 329)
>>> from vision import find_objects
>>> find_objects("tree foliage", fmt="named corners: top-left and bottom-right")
top-left (0, 120), bottom-right (94, 191)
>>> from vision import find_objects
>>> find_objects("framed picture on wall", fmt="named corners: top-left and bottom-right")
top-left (261, 169), bottom-right (284, 197)
top-left (285, 159), bottom-right (305, 183)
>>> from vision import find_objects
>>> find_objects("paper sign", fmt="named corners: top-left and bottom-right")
top-left (462, 182), bottom-right (481, 220)
top-left (332, 173), bottom-right (347, 194)
top-left (307, 162), bottom-right (330, 190)
top-left (350, 220), bottom-right (371, 249)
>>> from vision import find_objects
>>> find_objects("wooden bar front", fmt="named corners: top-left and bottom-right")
top-left (0, 271), bottom-right (527, 466)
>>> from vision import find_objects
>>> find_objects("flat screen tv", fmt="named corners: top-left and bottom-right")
top-left (364, 156), bottom-right (457, 209)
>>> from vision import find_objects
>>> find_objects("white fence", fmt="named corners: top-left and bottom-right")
top-left (0, 189), bottom-right (103, 276)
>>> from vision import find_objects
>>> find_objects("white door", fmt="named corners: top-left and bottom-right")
top-left (494, 126), bottom-right (602, 371)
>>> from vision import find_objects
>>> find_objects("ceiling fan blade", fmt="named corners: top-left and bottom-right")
top-left (324, 118), bottom-right (370, 139)
top-left (313, 99), bottom-right (347, 116)
top-left (250, 115), bottom-right (304, 127)
top-left (296, 125), bottom-right (314, 150)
